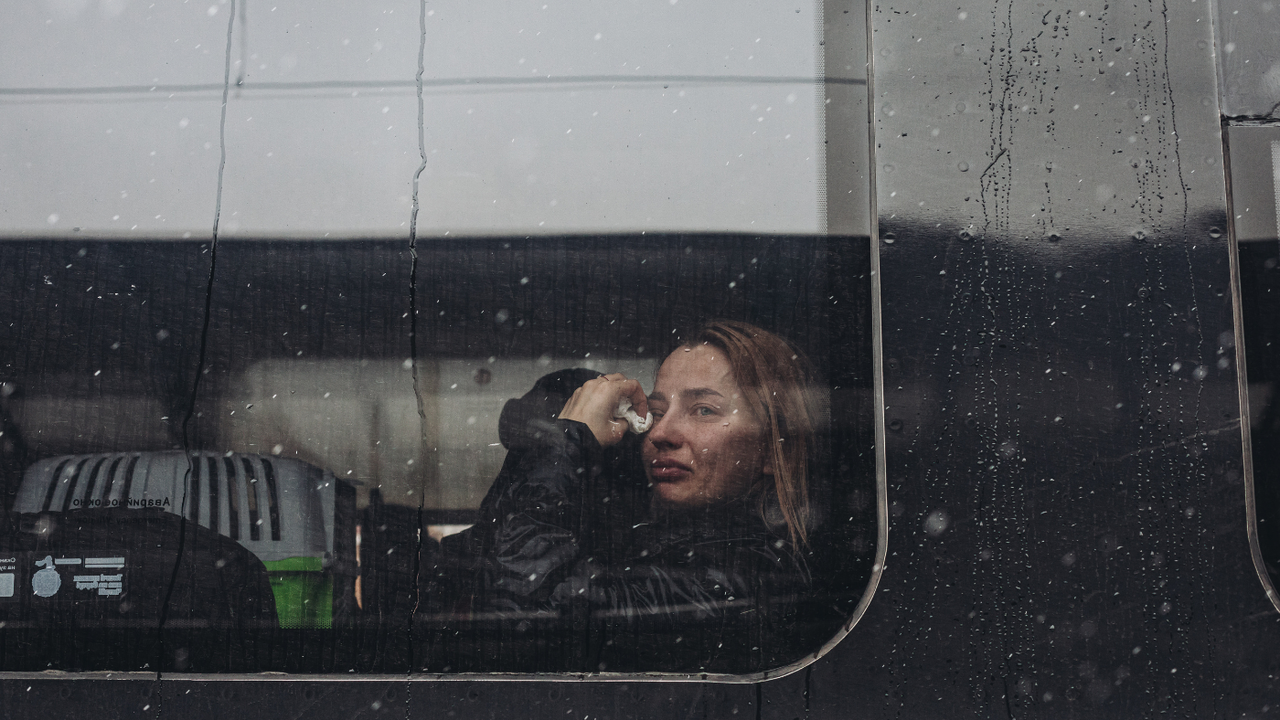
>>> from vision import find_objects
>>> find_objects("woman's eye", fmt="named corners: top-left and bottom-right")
top-left (694, 406), bottom-right (716, 417)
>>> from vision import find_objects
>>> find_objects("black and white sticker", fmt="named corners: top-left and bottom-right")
top-left (0, 556), bottom-right (15, 598)
top-left (15, 555), bottom-right (127, 599)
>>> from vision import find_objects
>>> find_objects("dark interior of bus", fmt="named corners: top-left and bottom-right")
top-left (1239, 239), bottom-right (1280, 589)
top-left (0, 234), bottom-right (876, 673)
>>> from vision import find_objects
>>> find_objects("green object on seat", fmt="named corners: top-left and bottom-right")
top-left (263, 556), bottom-right (332, 628)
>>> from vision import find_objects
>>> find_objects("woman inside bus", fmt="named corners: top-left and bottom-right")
top-left (452, 320), bottom-right (826, 667)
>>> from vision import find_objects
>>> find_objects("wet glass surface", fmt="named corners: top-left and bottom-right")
top-left (869, 0), bottom-right (1244, 714)
top-left (0, 237), bottom-right (876, 673)
top-left (1225, 125), bottom-right (1280, 593)
top-left (1215, 0), bottom-right (1280, 118)
top-left (0, 1), bottom-right (876, 674)
top-left (0, 0), bottom-right (1276, 714)
top-left (1, 0), bottom-right (847, 237)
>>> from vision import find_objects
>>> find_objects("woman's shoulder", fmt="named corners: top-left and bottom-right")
top-left (636, 508), bottom-right (811, 580)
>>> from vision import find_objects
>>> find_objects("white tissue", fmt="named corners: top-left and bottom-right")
top-left (614, 398), bottom-right (653, 434)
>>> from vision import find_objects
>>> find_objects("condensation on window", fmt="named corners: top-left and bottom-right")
top-left (0, 0), bottom-right (877, 675)
top-left (0, 0), bottom-right (855, 238)
top-left (1225, 125), bottom-right (1280, 604)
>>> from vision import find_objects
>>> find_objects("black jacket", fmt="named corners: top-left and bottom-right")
top-left (436, 369), bottom-right (814, 672)
top-left (480, 418), bottom-right (810, 620)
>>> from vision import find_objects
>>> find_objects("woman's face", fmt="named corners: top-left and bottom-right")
top-left (642, 344), bottom-right (771, 509)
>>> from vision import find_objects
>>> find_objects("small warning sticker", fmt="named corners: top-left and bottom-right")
top-left (0, 557), bottom-right (15, 599)
top-left (16, 554), bottom-right (128, 600)
top-left (32, 556), bottom-right (61, 597)
top-left (72, 573), bottom-right (123, 596)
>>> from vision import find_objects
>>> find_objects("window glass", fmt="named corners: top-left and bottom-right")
top-left (1227, 125), bottom-right (1280, 593)
top-left (0, 0), bottom-right (876, 674)
top-left (1, 0), bottom-right (854, 237)
top-left (1215, 0), bottom-right (1280, 118)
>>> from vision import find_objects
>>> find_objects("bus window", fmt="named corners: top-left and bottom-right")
top-left (0, 0), bottom-right (877, 674)
top-left (1226, 125), bottom-right (1280, 600)
top-left (1216, 0), bottom-right (1280, 119)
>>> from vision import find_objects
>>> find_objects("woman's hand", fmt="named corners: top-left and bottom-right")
top-left (558, 373), bottom-right (649, 447)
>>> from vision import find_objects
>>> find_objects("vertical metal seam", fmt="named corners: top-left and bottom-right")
top-left (859, 0), bottom-right (891, 640)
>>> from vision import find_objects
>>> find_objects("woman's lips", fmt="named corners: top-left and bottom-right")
top-left (648, 459), bottom-right (692, 480)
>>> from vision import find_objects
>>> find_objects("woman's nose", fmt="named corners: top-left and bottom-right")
top-left (646, 413), bottom-right (680, 448)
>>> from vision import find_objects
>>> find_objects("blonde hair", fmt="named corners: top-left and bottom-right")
top-left (689, 320), bottom-right (825, 547)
